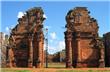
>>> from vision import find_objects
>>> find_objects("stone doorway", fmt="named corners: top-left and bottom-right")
top-left (64, 7), bottom-right (105, 68)
top-left (6, 7), bottom-right (45, 68)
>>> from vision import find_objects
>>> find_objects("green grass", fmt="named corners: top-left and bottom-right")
top-left (1, 69), bottom-right (31, 72)
top-left (1, 63), bottom-right (110, 72)
top-left (1, 68), bottom-right (110, 72)
top-left (47, 63), bottom-right (65, 68)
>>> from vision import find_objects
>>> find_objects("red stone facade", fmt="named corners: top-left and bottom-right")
top-left (103, 32), bottom-right (110, 67)
top-left (65, 7), bottom-right (105, 68)
top-left (6, 7), bottom-right (45, 68)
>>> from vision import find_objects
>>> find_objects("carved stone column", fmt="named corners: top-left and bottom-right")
top-left (8, 48), bottom-right (15, 67)
top-left (35, 33), bottom-right (43, 68)
top-left (76, 38), bottom-right (81, 67)
top-left (65, 32), bottom-right (72, 68)
top-left (28, 34), bottom-right (33, 68)
top-left (37, 41), bottom-right (42, 68)
top-left (41, 36), bottom-right (44, 68)
top-left (6, 46), bottom-right (10, 67)
top-left (72, 33), bottom-right (77, 68)
top-left (99, 47), bottom-right (105, 67)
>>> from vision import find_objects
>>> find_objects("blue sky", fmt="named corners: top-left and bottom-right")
top-left (1, 1), bottom-right (110, 54)
top-left (1, 0), bottom-right (110, 1)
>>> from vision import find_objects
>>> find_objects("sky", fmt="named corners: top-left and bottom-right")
top-left (1, 1), bottom-right (110, 54)
top-left (1, 0), bottom-right (110, 1)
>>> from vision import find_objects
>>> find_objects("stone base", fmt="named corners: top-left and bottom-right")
top-left (28, 63), bottom-right (33, 68)
top-left (35, 63), bottom-right (42, 68)
top-left (99, 60), bottom-right (105, 67)
top-left (74, 61), bottom-right (99, 68)
top-left (66, 61), bottom-right (73, 68)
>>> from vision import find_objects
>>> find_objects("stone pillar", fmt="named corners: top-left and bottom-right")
top-left (8, 48), bottom-right (16, 67)
top-left (72, 37), bottom-right (77, 68)
top-left (65, 32), bottom-right (72, 68)
top-left (6, 46), bottom-right (10, 67)
top-left (8, 48), bottom-right (13, 67)
top-left (28, 34), bottom-right (33, 68)
top-left (38, 33), bottom-right (44, 68)
top-left (76, 38), bottom-right (82, 67)
top-left (41, 38), bottom-right (44, 68)
top-left (99, 47), bottom-right (105, 67)
top-left (37, 41), bottom-right (42, 68)
top-left (35, 33), bottom-right (43, 68)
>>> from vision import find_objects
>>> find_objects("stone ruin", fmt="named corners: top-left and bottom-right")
top-left (103, 32), bottom-right (110, 67)
top-left (6, 7), bottom-right (45, 68)
top-left (5, 6), bottom-right (108, 68)
top-left (64, 7), bottom-right (105, 68)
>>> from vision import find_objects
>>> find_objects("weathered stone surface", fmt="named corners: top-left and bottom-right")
top-left (65, 7), bottom-right (105, 68)
top-left (103, 32), bottom-right (110, 67)
top-left (6, 7), bottom-right (45, 68)
top-left (0, 32), bottom-right (9, 67)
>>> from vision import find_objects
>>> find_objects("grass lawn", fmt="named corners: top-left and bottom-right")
top-left (1, 68), bottom-right (110, 72)
top-left (1, 63), bottom-right (110, 72)
top-left (47, 63), bottom-right (65, 68)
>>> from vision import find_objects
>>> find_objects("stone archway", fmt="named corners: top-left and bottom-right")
top-left (64, 7), bottom-right (105, 68)
top-left (6, 7), bottom-right (46, 68)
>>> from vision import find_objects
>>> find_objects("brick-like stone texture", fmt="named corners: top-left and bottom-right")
top-left (65, 7), bottom-right (105, 68)
top-left (6, 7), bottom-right (45, 68)
top-left (103, 32), bottom-right (110, 67)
